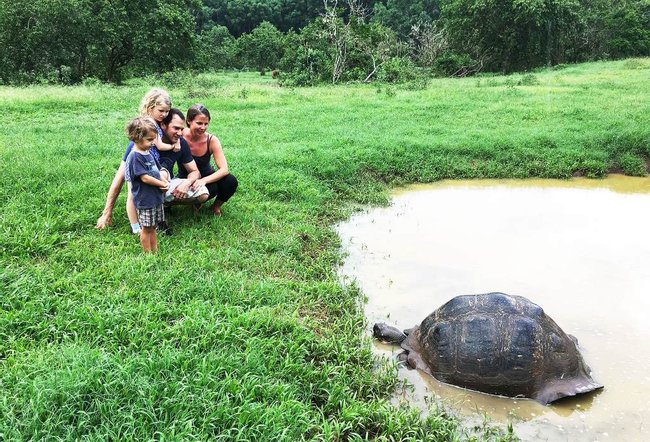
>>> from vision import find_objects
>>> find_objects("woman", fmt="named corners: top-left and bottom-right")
top-left (183, 104), bottom-right (238, 216)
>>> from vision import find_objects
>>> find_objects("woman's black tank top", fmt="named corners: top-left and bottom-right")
top-left (182, 135), bottom-right (215, 178)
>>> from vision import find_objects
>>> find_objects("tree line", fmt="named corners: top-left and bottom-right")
top-left (0, 0), bottom-right (648, 85)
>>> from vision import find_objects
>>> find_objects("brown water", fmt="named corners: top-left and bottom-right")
top-left (337, 176), bottom-right (650, 442)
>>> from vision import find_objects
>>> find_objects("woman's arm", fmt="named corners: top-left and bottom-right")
top-left (192, 135), bottom-right (229, 189)
top-left (96, 162), bottom-right (126, 229)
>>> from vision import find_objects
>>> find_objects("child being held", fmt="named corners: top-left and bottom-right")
top-left (124, 117), bottom-right (169, 253)
top-left (139, 88), bottom-right (180, 157)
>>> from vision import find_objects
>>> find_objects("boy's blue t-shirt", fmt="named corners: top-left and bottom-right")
top-left (125, 150), bottom-right (164, 209)
top-left (123, 142), bottom-right (161, 182)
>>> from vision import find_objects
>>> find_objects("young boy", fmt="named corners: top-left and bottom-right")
top-left (124, 117), bottom-right (169, 253)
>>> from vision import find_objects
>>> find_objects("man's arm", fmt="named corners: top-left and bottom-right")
top-left (184, 160), bottom-right (201, 186)
top-left (96, 162), bottom-right (126, 229)
top-left (172, 160), bottom-right (200, 199)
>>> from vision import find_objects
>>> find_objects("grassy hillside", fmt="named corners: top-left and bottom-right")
top-left (1, 59), bottom-right (648, 440)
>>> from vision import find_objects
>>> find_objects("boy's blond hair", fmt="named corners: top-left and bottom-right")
top-left (139, 88), bottom-right (172, 116)
top-left (125, 116), bottom-right (159, 142)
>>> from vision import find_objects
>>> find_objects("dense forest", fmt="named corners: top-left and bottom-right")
top-left (1, 0), bottom-right (648, 85)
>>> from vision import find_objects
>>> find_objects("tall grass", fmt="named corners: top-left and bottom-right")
top-left (1, 59), bottom-right (648, 440)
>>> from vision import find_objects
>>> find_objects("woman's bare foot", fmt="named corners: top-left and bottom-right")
top-left (211, 201), bottom-right (223, 217)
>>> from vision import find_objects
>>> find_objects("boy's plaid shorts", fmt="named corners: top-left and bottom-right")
top-left (137, 205), bottom-right (165, 227)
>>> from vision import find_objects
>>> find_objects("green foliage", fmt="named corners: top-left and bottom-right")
top-left (441, 0), bottom-right (650, 73)
top-left (519, 73), bottom-right (540, 86)
top-left (280, 7), bottom-right (402, 84)
top-left (372, 0), bottom-right (441, 39)
top-left (441, 0), bottom-right (583, 72)
top-left (236, 21), bottom-right (286, 72)
top-left (0, 0), bottom-right (92, 83)
top-left (602, 1), bottom-right (650, 58)
top-left (432, 52), bottom-right (475, 76)
top-left (278, 25), bottom-right (332, 86)
top-left (196, 25), bottom-right (237, 70)
top-left (377, 57), bottom-right (421, 83)
top-left (1, 0), bottom-right (649, 84)
top-left (202, 0), bottom-right (324, 36)
top-left (133, 0), bottom-right (200, 76)
top-left (0, 0), bottom-right (199, 84)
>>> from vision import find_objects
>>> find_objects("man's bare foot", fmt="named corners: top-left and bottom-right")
top-left (211, 204), bottom-right (222, 217)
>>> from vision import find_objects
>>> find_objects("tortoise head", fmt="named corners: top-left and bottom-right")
top-left (373, 322), bottom-right (407, 345)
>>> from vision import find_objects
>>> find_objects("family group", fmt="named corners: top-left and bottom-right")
top-left (95, 89), bottom-right (238, 252)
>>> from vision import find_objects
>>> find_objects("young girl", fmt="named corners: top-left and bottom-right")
top-left (138, 88), bottom-right (180, 156)
top-left (124, 117), bottom-right (169, 253)
top-left (182, 104), bottom-right (238, 216)
top-left (96, 88), bottom-right (177, 234)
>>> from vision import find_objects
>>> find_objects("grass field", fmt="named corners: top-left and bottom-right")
top-left (1, 58), bottom-right (649, 440)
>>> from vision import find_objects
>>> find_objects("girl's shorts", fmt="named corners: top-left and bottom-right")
top-left (137, 205), bottom-right (165, 227)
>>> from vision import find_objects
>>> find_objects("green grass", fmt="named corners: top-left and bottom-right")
top-left (1, 58), bottom-right (649, 440)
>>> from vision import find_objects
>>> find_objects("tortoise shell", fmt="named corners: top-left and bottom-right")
top-left (401, 292), bottom-right (602, 404)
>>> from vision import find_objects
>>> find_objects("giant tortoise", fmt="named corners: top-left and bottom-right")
top-left (373, 292), bottom-right (603, 404)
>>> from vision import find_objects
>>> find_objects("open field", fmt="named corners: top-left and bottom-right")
top-left (1, 59), bottom-right (649, 440)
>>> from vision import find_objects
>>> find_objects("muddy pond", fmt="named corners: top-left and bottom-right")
top-left (337, 176), bottom-right (650, 442)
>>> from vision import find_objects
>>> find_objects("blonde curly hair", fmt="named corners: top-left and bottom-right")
top-left (139, 88), bottom-right (172, 116)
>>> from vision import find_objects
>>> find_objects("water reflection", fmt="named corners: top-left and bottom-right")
top-left (338, 176), bottom-right (650, 442)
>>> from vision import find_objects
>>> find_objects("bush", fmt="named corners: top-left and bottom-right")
top-left (196, 25), bottom-right (236, 70)
top-left (236, 21), bottom-right (286, 73)
top-left (377, 57), bottom-right (420, 83)
top-left (156, 70), bottom-right (197, 89)
top-left (432, 52), bottom-right (476, 77)
top-left (81, 76), bottom-right (102, 87)
top-left (604, 4), bottom-right (650, 59)
top-left (279, 47), bottom-right (331, 86)
top-left (519, 73), bottom-right (540, 86)
top-left (278, 27), bottom-right (331, 86)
